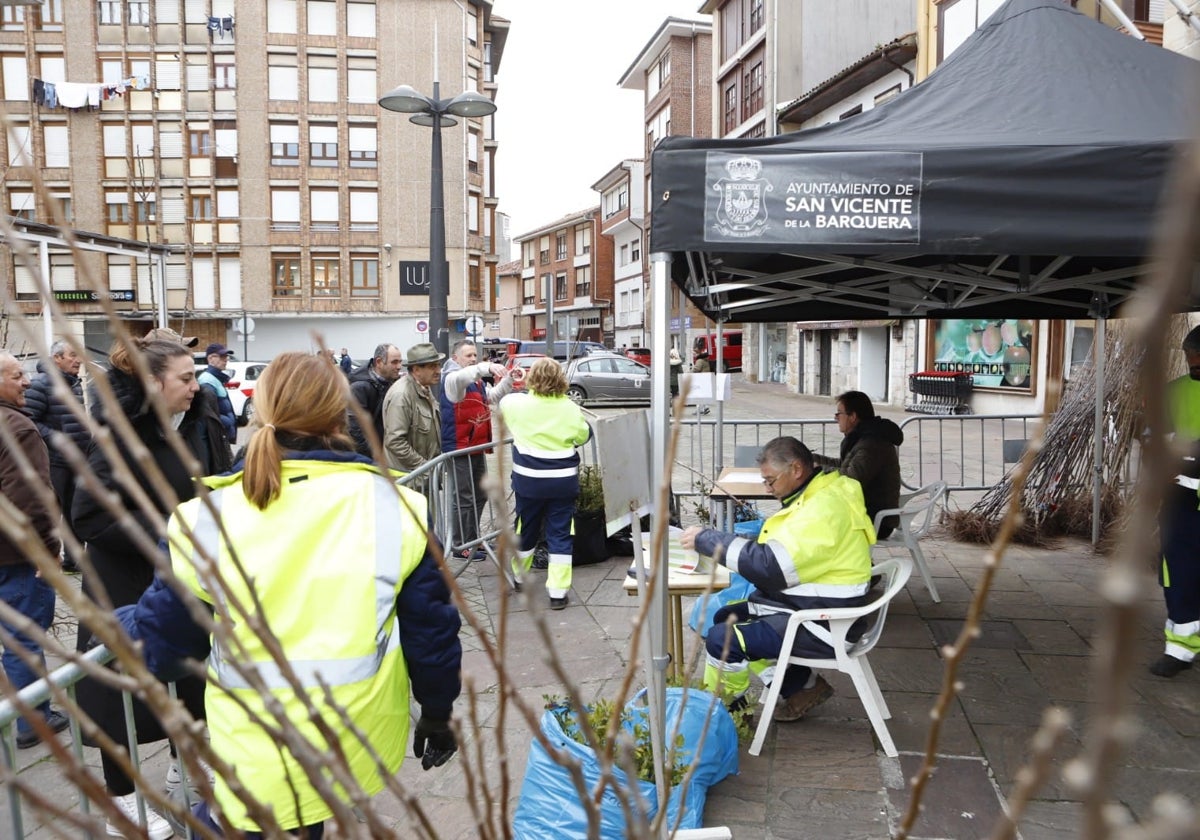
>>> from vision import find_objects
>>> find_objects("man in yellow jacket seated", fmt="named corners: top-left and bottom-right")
top-left (680, 436), bottom-right (874, 722)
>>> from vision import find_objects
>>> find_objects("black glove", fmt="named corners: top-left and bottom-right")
top-left (412, 716), bottom-right (456, 770)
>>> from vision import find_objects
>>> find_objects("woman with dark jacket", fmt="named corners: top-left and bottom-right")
top-left (71, 336), bottom-right (211, 840)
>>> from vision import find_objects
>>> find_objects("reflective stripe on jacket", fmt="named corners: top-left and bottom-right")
top-left (168, 460), bottom-right (428, 831)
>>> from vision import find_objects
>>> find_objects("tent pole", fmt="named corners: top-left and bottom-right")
top-left (715, 320), bottom-right (728, 526)
top-left (1092, 315), bottom-right (1107, 546)
top-left (1166, 0), bottom-right (1200, 34)
top-left (648, 252), bottom-right (672, 828)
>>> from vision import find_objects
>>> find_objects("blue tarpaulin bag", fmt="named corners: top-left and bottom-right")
top-left (512, 687), bottom-right (739, 838)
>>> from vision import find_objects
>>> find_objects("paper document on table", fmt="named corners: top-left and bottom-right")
top-left (722, 470), bottom-right (763, 483)
top-left (640, 527), bottom-right (713, 574)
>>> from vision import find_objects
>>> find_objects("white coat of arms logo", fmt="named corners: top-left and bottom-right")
top-left (712, 156), bottom-right (772, 238)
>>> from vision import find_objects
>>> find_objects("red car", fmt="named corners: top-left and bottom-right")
top-left (624, 347), bottom-right (651, 366)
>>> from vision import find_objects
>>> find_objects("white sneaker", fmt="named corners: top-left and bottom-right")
top-left (165, 760), bottom-right (213, 803)
top-left (107, 791), bottom-right (175, 840)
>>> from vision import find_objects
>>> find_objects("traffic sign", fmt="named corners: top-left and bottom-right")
top-left (416, 319), bottom-right (428, 333)
top-left (465, 315), bottom-right (484, 336)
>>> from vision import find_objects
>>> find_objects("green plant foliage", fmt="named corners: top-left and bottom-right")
top-left (543, 695), bottom-right (686, 785)
top-left (577, 464), bottom-right (605, 512)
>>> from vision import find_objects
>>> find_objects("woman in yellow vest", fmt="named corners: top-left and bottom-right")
top-left (118, 352), bottom-right (462, 837)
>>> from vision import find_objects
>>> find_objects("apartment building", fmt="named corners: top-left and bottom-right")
top-left (591, 160), bottom-right (644, 349)
top-left (0, 0), bottom-right (506, 360)
top-left (515, 209), bottom-right (614, 344)
top-left (618, 15), bottom-right (711, 354)
top-left (698, 0), bottom-right (914, 383)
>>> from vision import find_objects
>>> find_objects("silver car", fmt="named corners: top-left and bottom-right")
top-left (565, 353), bottom-right (650, 405)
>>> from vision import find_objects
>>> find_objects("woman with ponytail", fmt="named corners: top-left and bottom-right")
top-left (118, 352), bottom-right (463, 838)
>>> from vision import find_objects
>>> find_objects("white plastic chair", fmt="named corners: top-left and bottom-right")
top-left (749, 555), bottom-right (913, 758)
top-left (872, 481), bottom-right (946, 603)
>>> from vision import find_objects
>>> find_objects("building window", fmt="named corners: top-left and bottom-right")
top-left (347, 58), bottom-right (376, 105)
top-left (648, 51), bottom-right (670, 97)
top-left (467, 5), bottom-right (478, 45)
top-left (575, 224), bottom-right (591, 255)
top-left (723, 82), bottom-right (738, 133)
top-left (268, 0), bottom-right (297, 34)
top-left (214, 57), bottom-right (237, 90)
top-left (106, 199), bottom-right (130, 224)
top-left (575, 266), bottom-right (591, 298)
top-left (522, 277), bottom-right (535, 305)
top-left (308, 63), bottom-right (338, 103)
top-left (539, 272), bottom-right (551, 300)
top-left (468, 194), bottom-right (479, 233)
top-left (2, 55), bottom-right (29, 101)
top-left (744, 61), bottom-right (763, 120)
top-left (37, 0), bottom-right (65, 30)
top-left (539, 235), bottom-right (550, 265)
top-left (1, 4), bottom-right (25, 30)
top-left (132, 199), bottom-right (156, 225)
top-left (9, 193), bottom-right (33, 221)
top-left (307, 0), bottom-right (336, 35)
top-left (631, 239), bottom-right (641, 262)
top-left (349, 190), bottom-right (378, 231)
top-left (469, 261), bottom-right (482, 298)
top-left (270, 123), bottom-right (300, 165)
top-left (620, 243), bottom-right (629, 266)
top-left (350, 256), bottom-right (379, 297)
top-left (129, 0), bottom-right (149, 25)
top-left (190, 194), bottom-right (212, 220)
top-left (98, 1), bottom-right (120, 25)
top-left (309, 124), bottom-right (338, 166)
top-left (268, 59), bottom-right (299, 101)
top-left (555, 273), bottom-right (567, 300)
top-left (271, 189), bottom-right (300, 230)
top-left (312, 257), bottom-right (340, 297)
top-left (348, 126), bottom-right (377, 167)
top-left (189, 128), bottom-right (211, 157)
top-left (310, 189), bottom-right (339, 230)
top-left (468, 131), bottom-right (479, 173)
top-left (749, 0), bottom-right (764, 32)
top-left (555, 231), bottom-right (567, 260)
top-left (347, 1), bottom-right (375, 37)
top-left (272, 255), bottom-right (301, 297)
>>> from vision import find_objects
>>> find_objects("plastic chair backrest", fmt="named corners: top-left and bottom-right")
top-left (849, 555), bottom-right (912, 656)
top-left (898, 481), bottom-right (946, 540)
top-left (733, 444), bottom-right (761, 467)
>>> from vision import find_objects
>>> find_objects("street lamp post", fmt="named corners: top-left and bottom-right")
top-left (379, 81), bottom-right (496, 356)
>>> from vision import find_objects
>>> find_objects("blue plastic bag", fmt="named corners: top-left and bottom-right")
top-left (688, 571), bottom-right (755, 635)
top-left (512, 688), bottom-right (739, 839)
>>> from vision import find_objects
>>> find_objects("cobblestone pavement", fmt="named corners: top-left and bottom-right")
top-left (9, 378), bottom-right (1196, 839)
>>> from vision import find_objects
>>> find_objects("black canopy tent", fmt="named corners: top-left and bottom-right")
top-left (648, 0), bottom-right (1200, 323)
top-left (631, 3), bottom-right (1199, 821)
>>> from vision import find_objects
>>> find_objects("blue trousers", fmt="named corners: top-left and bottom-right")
top-left (0, 565), bottom-right (56, 735)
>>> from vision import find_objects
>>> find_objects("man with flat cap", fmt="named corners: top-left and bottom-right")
top-left (382, 342), bottom-right (446, 472)
top-left (197, 342), bottom-right (237, 444)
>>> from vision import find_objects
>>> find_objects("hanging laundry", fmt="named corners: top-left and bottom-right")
top-left (86, 84), bottom-right (101, 108)
top-left (222, 17), bottom-right (234, 32)
top-left (55, 81), bottom-right (89, 109)
top-left (207, 16), bottom-right (221, 33)
top-left (45, 82), bottom-right (57, 108)
top-left (32, 78), bottom-right (44, 105)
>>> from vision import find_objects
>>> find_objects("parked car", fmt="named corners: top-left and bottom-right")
top-left (194, 360), bottom-right (268, 425)
top-left (564, 353), bottom-right (650, 405)
top-left (624, 347), bottom-right (651, 365)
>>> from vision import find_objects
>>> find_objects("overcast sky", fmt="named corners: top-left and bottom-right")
top-left (491, 0), bottom-right (707, 259)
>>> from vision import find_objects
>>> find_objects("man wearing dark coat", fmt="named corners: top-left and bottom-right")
top-left (815, 390), bottom-right (904, 539)
top-left (347, 342), bottom-right (403, 456)
top-left (23, 340), bottom-right (89, 571)
top-left (0, 351), bottom-right (71, 749)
